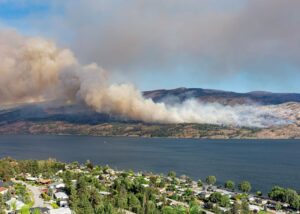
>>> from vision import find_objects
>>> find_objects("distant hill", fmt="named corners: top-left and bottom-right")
top-left (1, 87), bottom-right (300, 125)
top-left (0, 87), bottom-right (300, 139)
top-left (144, 87), bottom-right (300, 105)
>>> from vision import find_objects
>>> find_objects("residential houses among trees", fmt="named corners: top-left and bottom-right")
top-left (0, 157), bottom-right (300, 214)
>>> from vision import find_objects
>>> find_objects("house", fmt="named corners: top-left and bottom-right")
top-left (26, 176), bottom-right (38, 182)
top-left (30, 207), bottom-right (50, 214)
top-left (39, 179), bottom-right (52, 185)
top-left (54, 192), bottom-right (69, 201)
top-left (99, 191), bottom-right (111, 196)
top-left (167, 198), bottom-right (188, 208)
top-left (59, 200), bottom-right (69, 208)
top-left (49, 182), bottom-right (66, 191)
top-left (197, 191), bottom-right (211, 199)
top-left (0, 187), bottom-right (8, 195)
top-left (47, 207), bottom-right (72, 214)
top-left (5, 198), bottom-right (25, 211)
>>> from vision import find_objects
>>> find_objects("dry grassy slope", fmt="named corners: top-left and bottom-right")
top-left (0, 96), bottom-right (300, 139)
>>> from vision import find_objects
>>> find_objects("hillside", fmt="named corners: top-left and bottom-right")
top-left (0, 88), bottom-right (300, 139)
top-left (144, 87), bottom-right (300, 105)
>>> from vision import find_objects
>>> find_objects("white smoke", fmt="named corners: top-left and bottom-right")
top-left (0, 30), bottom-right (290, 127)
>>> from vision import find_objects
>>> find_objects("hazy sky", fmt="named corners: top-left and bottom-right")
top-left (1, 0), bottom-right (300, 92)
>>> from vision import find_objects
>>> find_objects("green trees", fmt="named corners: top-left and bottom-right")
top-left (268, 186), bottom-right (285, 201)
top-left (162, 206), bottom-right (176, 214)
top-left (128, 193), bottom-right (141, 213)
top-left (0, 194), bottom-right (5, 214)
top-left (161, 206), bottom-right (186, 214)
top-left (241, 200), bottom-right (250, 214)
top-left (197, 180), bottom-right (203, 187)
top-left (256, 191), bottom-right (262, 197)
top-left (32, 208), bottom-right (41, 214)
top-left (275, 202), bottom-right (282, 211)
top-left (230, 201), bottom-right (241, 214)
top-left (238, 181), bottom-right (251, 193)
top-left (145, 200), bottom-right (157, 214)
top-left (208, 192), bottom-right (230, 207)
top-left (20, 205), bottom-right (30, 214)
top-left (0, 158), bottom-right (17, 181)
top-left (206, 176), bottom-right (216, 185)
top-left (167, 171), bottom-right (176, 178)
top-left (225, 180), bottom-right (235, 190)
top-left (268, 186), bottom-right (300, 210)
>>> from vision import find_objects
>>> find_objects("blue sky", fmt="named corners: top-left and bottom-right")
top-left (1, 0), bottom-right (300, 93)
top-left (0, 1), bottom-right (49, 19)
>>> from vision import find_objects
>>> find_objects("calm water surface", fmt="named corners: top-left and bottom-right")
top-left (0, 135), bottom-right (299, 193)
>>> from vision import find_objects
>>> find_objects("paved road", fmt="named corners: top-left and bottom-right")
top-left (13, 179), bottom-right (45, 208)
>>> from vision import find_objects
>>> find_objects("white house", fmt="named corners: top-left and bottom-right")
top-left (59, 200), bottom-right (69, 207)
top-left (26, 176), bottom-right (38, 182)
top-left (54, 192), bottom-right (69, 201)
top-left (48, 207), bottom-right (72, 214)
top-left (49, 182), bottom-right (66, 190)
top-left (99, 191), bottom-right (111, 196)
top-left (5, 198), bottom-right (25, 211)
top-left (249, 204), bottom-right (261, 212)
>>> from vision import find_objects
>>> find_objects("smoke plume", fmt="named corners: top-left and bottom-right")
top-left (0, 30), bottom-right (290, 127)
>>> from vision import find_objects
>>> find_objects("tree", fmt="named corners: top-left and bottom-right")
top-left (230, 201), bottom-right (241, 214)
top-left (275, 202), bottom-right (282, 211)
top-left (162, 206), bottom-right (176, 214)
top-left (241, 200), bottom-right (250, 214)
top-left (209, 192), bottom-right (223, 203)
top-left (128, 194), bottom-right (141, 213)
top-left (285, 189), bottom-right (300, 210)
top-left (238, 181), bottom-right (251, 193)
top-left (197, 179), bottom-right (203, 187)
top-left (206, 176), bottom-right (216, 185)
top-left (20, 205), bottom-right (30, 214)
top-left (190, 204), bottom-right (200, 214)
top-left (225, 180), bottom-right (235, 190)
top-left (32, 209), bottom-right (41, 214)
top-left (167, 171), bottom-right (176, 178)
top-left (11, 201), bottom-right (17, 213)
top-left (0, 194), bottom-right (5, 214)
top-left (220, 195), bottom-right (231, 207)
top-left (85, 160), bottom-right (94, 170)
top-left (256, 191), bottom-right (262, 197)
top-left (145, 200), bottom-right (157, 214)
top-left (209, 192), bottom-right (230, 207)
top-left (268, 186), bottom-right (285, 201)
top-left (189, 201), bottom-right (200, 214)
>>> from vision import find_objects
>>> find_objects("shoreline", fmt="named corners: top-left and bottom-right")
top-left (0, 133), bottom-right (300, 140)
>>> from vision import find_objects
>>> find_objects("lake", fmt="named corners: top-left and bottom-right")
top-left (0, 135), bottom-right (299, 193)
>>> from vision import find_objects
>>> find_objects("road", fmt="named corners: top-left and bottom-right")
top-left (12, 179), bottom-right (45, 208)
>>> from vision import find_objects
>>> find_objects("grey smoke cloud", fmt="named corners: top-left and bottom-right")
top-left (46, 0), bottom-right (300, 77)
top-left (2, 0), bottom-right (299, 92)
top-left (0, 29), bottom-right (292, 127)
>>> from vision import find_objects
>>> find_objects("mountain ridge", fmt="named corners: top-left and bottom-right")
top-left (143, 87), bottom-right (300, 105)
top-left (0, 87), bottom-right (300, 139)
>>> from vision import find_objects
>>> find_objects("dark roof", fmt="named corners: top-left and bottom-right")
top-left (30, 207), bottom-right (50, 213)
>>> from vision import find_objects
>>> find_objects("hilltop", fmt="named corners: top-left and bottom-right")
top-left (0, 88), bottom-right (300, 139)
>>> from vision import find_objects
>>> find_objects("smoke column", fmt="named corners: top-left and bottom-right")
top-left (0, 30), bottom-right (288, 127)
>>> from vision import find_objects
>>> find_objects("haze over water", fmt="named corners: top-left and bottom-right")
top-left (0, 135), bottom-right (299, 194)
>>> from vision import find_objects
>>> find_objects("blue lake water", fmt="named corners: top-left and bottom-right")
top-left (0, 135), bottom-right (299, 193)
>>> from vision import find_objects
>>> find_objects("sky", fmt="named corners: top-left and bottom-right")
top-left (0, 0), bottom-right (300, 93)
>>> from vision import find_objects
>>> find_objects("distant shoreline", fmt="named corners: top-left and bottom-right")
top-left (0, 132), bottom-right (300, 140)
